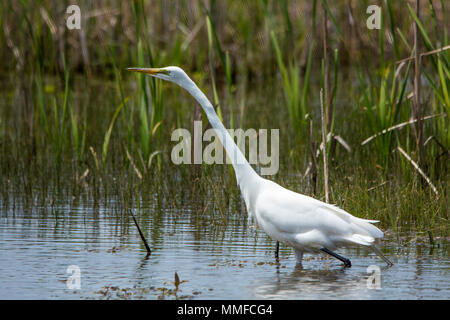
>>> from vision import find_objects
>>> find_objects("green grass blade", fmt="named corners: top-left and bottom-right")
top-left (102, 97), bottom-right (130, 165)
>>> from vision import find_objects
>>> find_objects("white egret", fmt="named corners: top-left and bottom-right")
top-left (127, 66), bottom-right (393, 268)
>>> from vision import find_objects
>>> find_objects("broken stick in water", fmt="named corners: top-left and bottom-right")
top-left (129, 210), bottom-right (151, 256)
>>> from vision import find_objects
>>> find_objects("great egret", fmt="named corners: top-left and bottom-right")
top-left (127, 66), bottom-right (393, 268)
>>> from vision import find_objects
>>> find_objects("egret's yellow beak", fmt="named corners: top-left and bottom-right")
top-left (126, 68), bottom-right (169, 75)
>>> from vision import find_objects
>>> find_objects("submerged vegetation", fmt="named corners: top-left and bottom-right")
top-left (0, 1), bottom-right (448, 237)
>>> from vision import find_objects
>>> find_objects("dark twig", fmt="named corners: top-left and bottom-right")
top-left (129, 210), bottom-right (151, 256)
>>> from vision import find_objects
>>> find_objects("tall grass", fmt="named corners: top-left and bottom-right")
top-left (268, 7), bottom-right (314, 139)
top-left (0, 0), bottom-right (448, 234)
top-left (358, 61), bottom-right (412, 168)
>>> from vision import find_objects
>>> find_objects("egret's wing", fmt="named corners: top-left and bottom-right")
top-left (254, 181), bottom-right (383, 247)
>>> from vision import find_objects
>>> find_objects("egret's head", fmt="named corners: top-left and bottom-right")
top-left (127, 66), bottom-right (190, 87)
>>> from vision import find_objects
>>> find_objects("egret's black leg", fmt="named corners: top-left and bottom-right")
top-left (275, 241), bottom-right (280, 260)
top-left (320, 248), bottom-right (351, 267)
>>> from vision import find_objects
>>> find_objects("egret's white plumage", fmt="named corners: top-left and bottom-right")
top-left (252, 179), bottom-right (383, 251)
top-left (128, 66), bottom-right (393, 267)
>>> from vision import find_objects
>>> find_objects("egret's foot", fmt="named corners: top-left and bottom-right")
top-left (320, 248), bottom-right (352, 268)
top-left (294, 262), bottom-right (303, 270)
top-left (275, 241), bottom-right (280, 260)
top-left (343, 258), bottom-right (352, 268)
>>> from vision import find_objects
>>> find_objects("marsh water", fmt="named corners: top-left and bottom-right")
top-left (2, 0), bottom-right (450, 301)
top-left (0, 81), bottom-right (449, 299)
top-left (1, 189), bottom-right (448, 300)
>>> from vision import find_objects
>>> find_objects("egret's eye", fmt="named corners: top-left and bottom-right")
top-left (159, 69), bottom-right (171, 75)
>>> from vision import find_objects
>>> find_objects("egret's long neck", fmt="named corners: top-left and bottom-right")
top-left (182, 79), bottom-right (261, 195)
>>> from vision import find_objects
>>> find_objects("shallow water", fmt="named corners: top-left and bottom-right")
top-left (0, 195), bottom-right (448, 300)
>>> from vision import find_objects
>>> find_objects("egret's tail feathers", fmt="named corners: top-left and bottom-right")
top-left (363, 219), bottom-right (380, 224)
top-left (324, 203), bottom-right (382, 233)
top-left (352, 218), bottom-right (384, 239)
top-left (344, 234), bottom-right (375, 246)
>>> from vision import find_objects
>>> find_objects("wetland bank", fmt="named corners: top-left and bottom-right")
top-left (0, 1), bottom-right (449, 299)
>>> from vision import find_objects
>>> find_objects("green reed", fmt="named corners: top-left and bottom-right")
top-left (0, 0), bottom-right (448, 235)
